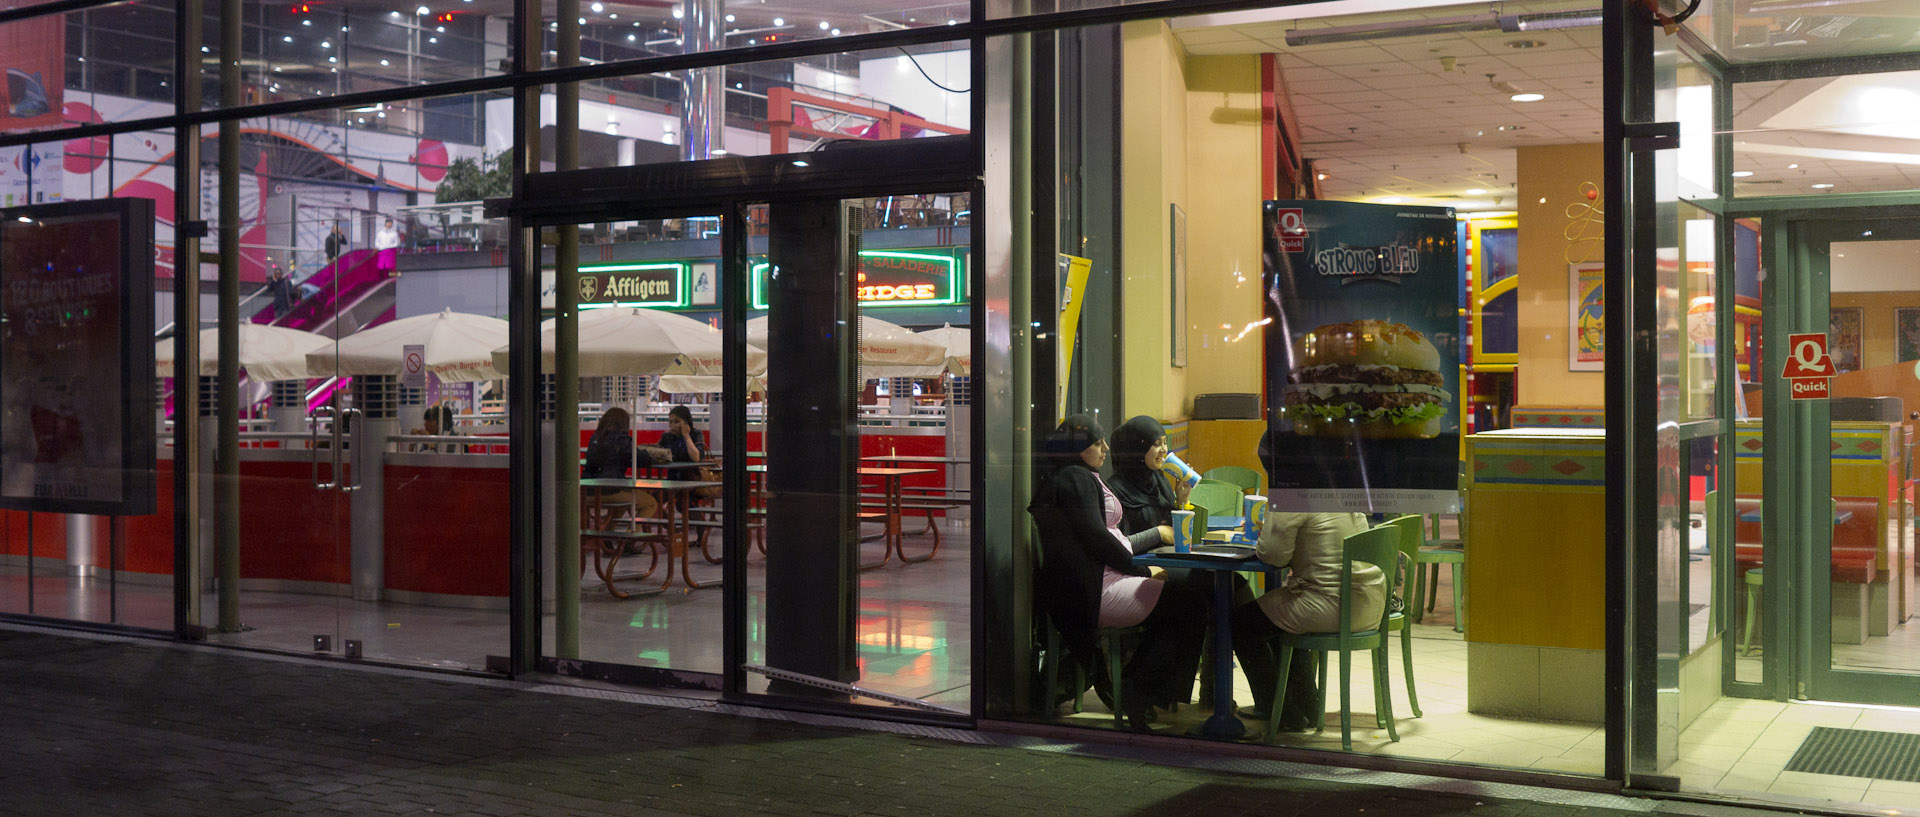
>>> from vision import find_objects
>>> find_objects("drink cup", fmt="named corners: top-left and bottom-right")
top-left (1242, 495), bottom-right (1267, 539)
top-left (1170, 509), bottom-right (1194, 553)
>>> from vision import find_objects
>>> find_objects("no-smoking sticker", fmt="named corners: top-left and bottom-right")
top-left (1782, 332), bottom-right (1834, 400)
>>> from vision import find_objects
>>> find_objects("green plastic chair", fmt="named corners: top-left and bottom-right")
top-left (1041, 614), bottom-right (1145, 727)
top-left (1188, 483), bottom-right (1246, 529)
top-left (1266, 524), bottom-right (1405, 750)
top-left (1404, 508), bottom-right (1466, 634)
top-left (1378, 515), bottom-right (1429, 718)
top-left (1203, 465), bottom-right (1262, 495)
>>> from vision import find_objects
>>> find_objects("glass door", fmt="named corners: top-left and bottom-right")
top-left (743, 192), bottom-right (972, 715)
top-left (542, 213), bottom-right (736, 682)
top-left (1784, 211), bottom-right (1920, 706)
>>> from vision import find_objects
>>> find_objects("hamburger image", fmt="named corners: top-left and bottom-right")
top-left (1283, 319), bottom-right (1450, 439)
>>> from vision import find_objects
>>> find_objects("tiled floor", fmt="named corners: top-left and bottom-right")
top-left (1673, 698), bottom-right (1920, 813)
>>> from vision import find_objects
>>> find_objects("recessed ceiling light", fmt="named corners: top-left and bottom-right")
top-left (1465, 188), bottom-right (1487, 195)
top-left (1788, 163), bottom-right (1799, 169)
top-left (772, 17), bottom-right (783, 25)
top-left (1731, 170), bottom-right (1754, 178)
top-left (1510, 92), bottom-right (1545, 103)
top-left (671, 7), bottom-right (683, 18)
top-left (712, 148), bottom-right (729, 155)
top-left (1316, 173), bottom-right (1327, 181)
top-left (1812, 183), bottom-right (1835, 189)
top-left (818, 20), bottom-right (829, 28)
top-left (724, 13), bottom-right (734, 21)
top-left (1506, 39), bottom-right (1546, 49)
top-left (590, 2), bottom-right (601, 10)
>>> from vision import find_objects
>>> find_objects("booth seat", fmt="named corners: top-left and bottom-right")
top-left (1731, 495), bottom-right (1878, 643)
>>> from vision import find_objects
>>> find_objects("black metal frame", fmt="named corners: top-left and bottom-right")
top-left (510, 137), bottom-right (979, 722)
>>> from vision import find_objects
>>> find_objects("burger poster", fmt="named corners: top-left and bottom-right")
top-left (1263, 200), bottom-right (1461, 514)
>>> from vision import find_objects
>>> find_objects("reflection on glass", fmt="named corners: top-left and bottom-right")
top-left (1731, 70), bottom-right (1920, 199)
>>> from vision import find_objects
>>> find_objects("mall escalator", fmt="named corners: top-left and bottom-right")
top-left (160, 249), bottom-right (399, 418)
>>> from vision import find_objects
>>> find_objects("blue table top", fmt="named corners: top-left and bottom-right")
top-left (1737, 509), bottom-right (1852, 524)
top-left (1207, 515), bottom-right (1246, 530)
top-left (1135, 549), bottom-right (1273, 572)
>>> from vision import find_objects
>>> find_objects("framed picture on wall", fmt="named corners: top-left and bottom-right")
top-left (1829, 307), bottom-right (1863, 374)
top-left (1898, 308), bottom-right (1920, 364)
top-left (1170, 203), bottom-right (1187, 368)
top-left (1568, 262), bottom-right (1604, 371)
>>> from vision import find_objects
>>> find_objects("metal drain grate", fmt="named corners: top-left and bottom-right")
top-left (1785, 726), bottom-right (1920, 782)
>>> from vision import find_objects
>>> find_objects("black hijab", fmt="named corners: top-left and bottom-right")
top-left (1029, 414), bottom-right (1105, 510)
top-left (1108, 415), bottom-right (1175, 535)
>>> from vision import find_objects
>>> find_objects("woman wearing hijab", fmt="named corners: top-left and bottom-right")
top-left (1106, 415), bottom-right (1191, 536)
top-left (1028, 415), bottom-right (1208, 731)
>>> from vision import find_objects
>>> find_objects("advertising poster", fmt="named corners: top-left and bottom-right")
top-left (1570, 262), bottom-right (1605, 371)
top-left (0, 17), bottom-right (64, 133)
top-left (1263, 200), bottom-right (1461, 514)
top-left (0, 199), bottom-right (156, 515)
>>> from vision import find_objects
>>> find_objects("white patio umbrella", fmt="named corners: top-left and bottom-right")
top-left (745, 315), bottom-right (947, 379)
top-left (155, 324), bottom-right (331, 381)
top-left (490, 306), bottom-right (768, 377)
top-left (916, 323), bottom-right (970, 376)
top-left (306, 308), bottom-right (509, 382)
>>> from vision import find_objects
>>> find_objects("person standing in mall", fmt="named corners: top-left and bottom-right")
top-left (374, 217), bottom-right (402, 276)
top-left (324, 222), bottom-right (346, 265)
top-left (266, 267), bottom-right (295, 317)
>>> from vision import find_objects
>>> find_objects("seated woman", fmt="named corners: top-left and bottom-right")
top-left (1028, 415), bottom-right (1207, 731)
top-left (1105, 415), bottom-right (1192, 537)
top-left (407, 404), bottom-right (458, 452)
top-left (1229, 432), bottom-right (1384, 731)
top-left (582, 407), bottom-right (659, 522)
top-left (659, 404), bottom-right (720, 497)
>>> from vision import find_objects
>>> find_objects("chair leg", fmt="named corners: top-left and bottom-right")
top-left (1375, 645), bottom-right (1398, 743)
top-left (1452, 562), bottom-right (1466, 633)
top-left (1742, 577), bottom-right (1760, 656)
top-left (1043, 624), bottom-right (1062, 718)
top-left (1315, 652), bottom-right (1329, 734)
top-left (1426, 565), bottom-right (1440, 613)
top-left (1400, 623), bottom-right (1421, 718)
top-left (1107, 636), bottom-right (1126, 730)
top-left (1267, 645), bottom-right (1293, 741)
top-left (1410, 563), bottom-right (1428, 624)
top-left (1338, 648), bottom-right (1353, 752)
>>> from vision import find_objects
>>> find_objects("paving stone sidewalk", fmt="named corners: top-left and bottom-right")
top-left (0, 628), bottom-right (1759, 817)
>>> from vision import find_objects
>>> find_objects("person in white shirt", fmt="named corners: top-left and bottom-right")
top-left (374, 218), bottom-right (401, 250)
top-left (374, 217), bottom-right (402, 275)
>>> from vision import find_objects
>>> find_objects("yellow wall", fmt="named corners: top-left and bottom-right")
top-left (1120, 20), bottom-right (1187, 421)
top-left (1832, 291), bottom-right (1920, 371)
top-left (1515, 143), bottom-right (1605, 408)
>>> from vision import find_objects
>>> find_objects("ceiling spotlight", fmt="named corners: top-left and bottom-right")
top-left (671, 6), bottom-right (683, 18)
top-left (724, 13), bottom-right (734, 21)
top-left (1466, 188), bottom-right (1487, 195)
top-left (772, 16), bottom-right (783, 25)
top-left (1510, 92), bottom-right (1544, 102)
top-left (1730, 170), bottom-right (1754, 178)
top-left (1316, 172), bottom-right (1327, 181)
top-left (1812, 183), bottom-right (1835, 189)
top-left (1379, 196), bottom-right (1404, 204)
top-left (627, 33), bottom-right (635, 40)
top-left (390, 10), bottom-right (401, 16)
top-left (416, 5), bottom-right (429, 14)
top-left (590, 2), bottom-right (602, 10)
top-left (830, 27), bottom-right (839, 34)
top-left (712, 148), bottom-right (729, 155)
top-left (1788, 163), bottom-right (1800, 169)
top-left (818, 20), bottom-right (829, 28)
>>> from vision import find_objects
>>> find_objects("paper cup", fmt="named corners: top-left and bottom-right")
top-left (1242, 495), bottom-right (1267, 538)
top-left (1171, 509), bottom-right (1194, 553)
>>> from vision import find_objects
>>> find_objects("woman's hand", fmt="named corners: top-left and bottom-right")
top-left (1173, 477), bottom-right (1192, 506)
top-left (1155, 524), bottom-right (1175, 545)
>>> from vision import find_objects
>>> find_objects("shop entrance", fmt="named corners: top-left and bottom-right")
top-left (519, 138), bottom-right (978, 716)
top-left (1741, 205), bottom-right (1920, 708)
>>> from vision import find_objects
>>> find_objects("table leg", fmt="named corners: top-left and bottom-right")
top-left (676, 489), bottom-right (721, 591)
top-left (1196, 569), bottom-right (1246, 739)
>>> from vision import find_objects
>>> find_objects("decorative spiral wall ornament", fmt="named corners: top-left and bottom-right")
top-left (1563, 181), bottom-right (1604, 265)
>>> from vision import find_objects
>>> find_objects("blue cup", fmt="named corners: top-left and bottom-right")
top-left (1242, 495), bottom-right (1266, 539)
top-left (1171, 509), bottom-right (1194, 553)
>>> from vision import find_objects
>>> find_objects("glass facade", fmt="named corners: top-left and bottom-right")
top-left (4, 0), bottom-right (1920, 809)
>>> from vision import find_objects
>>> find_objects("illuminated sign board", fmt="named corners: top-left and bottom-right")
top-left (575, 262), bottom-right (688, 309)
top-left (751, 250), bottom-right (962, 309)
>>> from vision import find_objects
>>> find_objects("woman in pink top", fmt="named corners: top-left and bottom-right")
top-left (1029, 415), bottom-right (1208, 731)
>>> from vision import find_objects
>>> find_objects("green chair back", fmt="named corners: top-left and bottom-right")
top-left (1339, 525), bottom-right (1404, 641)
top-left (1203, 465), bottom-right (1262, 495)
top-left (1188, 483), bottom-right (1244, 525)
top-left (1381, 514), bottom-right (1424, 568)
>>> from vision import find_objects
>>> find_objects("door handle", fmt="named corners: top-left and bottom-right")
top-left (311, 405), bottom-right (337, 490)
top-left (340, 408), bottom-right (363, 492)
top-left (339, 408), bottom-right (360, 490)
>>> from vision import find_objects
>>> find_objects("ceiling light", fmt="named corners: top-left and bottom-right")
top-left (380, 58), bottom-right (390, 65)
top-left (1510, 92), bottom-right (1544, 102)
top-left (608, 13), bottom-right (616, 18)
top-left (671, 6), bottom-right (683, 18)
top-left (724, 13), bottom-right (734, 21)
top-left (1812, 183), bottom-right (1835, 189)
top-left (416, 5), bottom-right (429, 14)
top-left (590, 2), bottom-right (602, 10)
top-left (284, 35), bottom-right (294, 41)
top-left (1505, 39), bottom-right (1545, 49)
top-left (772, 16), bottom-right (783, 25)
top-left (818, 20), bottom-right (830, 29)
top-left (429, 36), bottom-right (437, 41)
top-left (1466, 188), bottom-right (1487, 195)
top-left (390, 10), bottom-right (401, 16)
top-left (1788, 163), bottom-right (1799, 169)
top-left (946, 19), bottom-right (956, 24)
top-left (627, 33), bottom-right (635, 40)
top-left (1731, 170), bottom-right (1754, 178)
top-left (1502, 10), bottom-right (1603, 31)
top-left (792, 160), bottom-right (810, 167)
top-left (1379, 196), bottom-right (1404, 204)
top-left (830, 27), bottom-right (839, 34)
top-left (712, 148), bottom-right (729, 155)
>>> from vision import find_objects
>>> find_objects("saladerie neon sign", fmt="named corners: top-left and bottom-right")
top-left (751, 250), bottom-right (961, 309)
